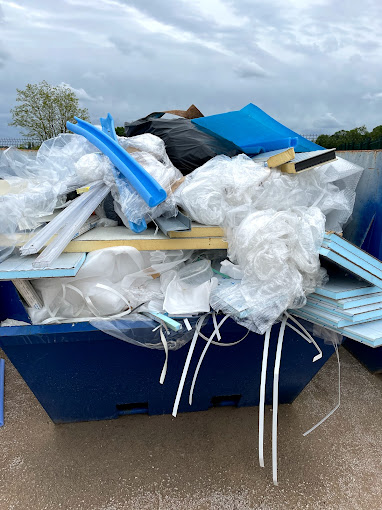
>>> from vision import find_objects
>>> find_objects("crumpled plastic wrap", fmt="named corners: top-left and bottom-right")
top-left (176, 154), bottom-right (363, 233)
top-left (249, 157), bottom-right (363, 232)
top-left (106, 134), bottom-right (182, 225)
top-left (91, 314), bottom-right (201, 351)
top-left (175, 154), bottom-right (271, 225)
top-left (0, 134), bottom-right (104, 262)
top-left (118, 133), bottom-right (175, 170)
top-left (161, 260), bottom-right (217, 314)
top-left (75, 153), bottom-right (114, 183)
top-left (211, 207), bottom-right (327, 334)
top-left (27, 247), bottom-right (192, 324)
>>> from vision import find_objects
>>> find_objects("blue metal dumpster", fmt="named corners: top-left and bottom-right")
top-left (340, 150), bottom-right (382, 373)
top-left (0, 281), bottom-right (334, 423)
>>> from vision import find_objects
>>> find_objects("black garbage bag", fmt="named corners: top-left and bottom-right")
top-left (124, 113), bottom-right (243, 175)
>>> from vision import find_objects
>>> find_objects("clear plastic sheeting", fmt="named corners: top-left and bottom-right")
top-left (220, 259), bottom-right (243, 279)
top-left (245, 156), bottom-right (363, 233)
top-left (162, 260), bottom-right (217, 315)
top-left (175, 154), bottom-right (363, 233)
top-left (28, 247), bottom-right (193, 324)
top-left (211, 207), bottom-right (327, 334)
top-left (90, 314), bottom-right (201, 351)
top-left (175, 154), bottom-right (271, 225)
top-left (106, 135), bottom-right (182, 226)
top-left (0, 134), bottom-right (103, 263)
top-left (0, 178), bottom-right (67, 262)
top-left (291, 318), bottom-right (344, 346)
top-left (75, 153), bottom-right (113, 183)
top-left (106, 154), bottom-right (178, 225)
top-left (0, 131), bottom-right (182, 263)
top-left (117, 133), bottom-right (176, 171)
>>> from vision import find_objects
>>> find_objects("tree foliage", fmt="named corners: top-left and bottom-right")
top-left (316, 124), bottom-right (382, 148)
top-left (115, 126), bottom-right (125, 136)
top-left (9, 81), bottom-right (90, 141)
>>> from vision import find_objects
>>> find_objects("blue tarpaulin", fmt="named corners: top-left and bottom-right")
top-left (193, 103), bottom-right (323, 154)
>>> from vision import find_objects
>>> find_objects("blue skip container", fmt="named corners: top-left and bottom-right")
top-left (0, 281), bottom-right (334, 423)
top-left (340, 150), bottom-right (382, 373)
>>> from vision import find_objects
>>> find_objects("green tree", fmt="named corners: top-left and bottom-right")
top-left (9, 81), bottom-right (90, 141)
top-left (115, 126), bottom-right (125, 136)
top-left (316, 126), bottom-right (371, 149)
top-left (370, 125), bottom-right (382, 140)
top-left (315, 134), bottom-right (335, 148)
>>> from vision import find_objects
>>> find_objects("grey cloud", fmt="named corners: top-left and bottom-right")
top-left (118, 0), bottom-right (238, 35)
top-left (234, 62), bottom-right (270, 79)
top-left (0, 46), bottom-right (9, 68)
top-left (313, 113), bottom-right (342, 129)
top-left (1, 0), bottom-right (382, 139)
top-left (109, 36), bottom-right (153, 58)
top-left (363, 92), bottom-right (382, 101)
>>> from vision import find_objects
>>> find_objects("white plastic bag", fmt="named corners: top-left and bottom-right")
top-left (247, 157), bottom-right (363, 232)
top-left (220, 259), bottom-right (243, 279)
top-left (175, 154), bottom-right (271, 225)
top-left (28, 248), bottom-right (193, 324)
top-left (162, 260), bottom-right (217, 314)
top-left (212, 206), bottom-right (327, 334)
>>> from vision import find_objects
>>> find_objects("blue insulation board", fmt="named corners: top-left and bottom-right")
top-left (314, 276), bottom-right (380, 299)
top-left (193, 103), bottom-right (323, 154)
top-left (0, 281), bottom-right (333, 424)
top-left (0, 252), bottom-right (86, 280)
top-left (319, 247), bottom-right (382, 288)
top-left (311, 291), bottom-right (382, 310)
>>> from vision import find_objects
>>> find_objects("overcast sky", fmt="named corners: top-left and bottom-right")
top-left (1, 0), bottom-right (381, 139)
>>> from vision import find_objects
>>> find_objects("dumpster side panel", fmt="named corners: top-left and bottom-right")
top-left (339, 150), bottom-right (382, 371)
top-left (340, 150), bottom-right (382, 256)
top-left (343, 338), bottom-right (382, 374)
top-left (1, 320), bottom-right (333, 423)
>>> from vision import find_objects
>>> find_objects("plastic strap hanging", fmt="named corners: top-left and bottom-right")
top-left (172, 315), bottom-right (207, 417)
top-left (285, 312), bottom-right (322, 362)
top-left (259, 326), bottom-right (272, 468)
top-left (40, 284), bottom-right (133, 324)
top-left (188, 313), bottom-right (230, 405)
top-left (159, 326), bottom-right (169, 385)
top-left (96, 284), bottom-right (132, 312)
top-left (272, 315), bottom-right (288, 486)
top-left (303, 340), bottom-right (340, 436)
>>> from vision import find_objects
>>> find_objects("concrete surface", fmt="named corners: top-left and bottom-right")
top-left (0, 346), bottom-right (381, 510)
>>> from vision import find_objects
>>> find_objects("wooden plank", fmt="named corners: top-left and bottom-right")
top-left (63, 227), bottom-right (227, 251)
top-left (5, 226), bottom-right (227, 252)
top-left (168, 222), bottom-right (224, 239)
top-left (64, 237), bottom-right (227, 252)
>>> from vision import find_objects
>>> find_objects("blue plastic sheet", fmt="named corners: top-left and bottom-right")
top-left (193, 103), bottom-right (323, 154)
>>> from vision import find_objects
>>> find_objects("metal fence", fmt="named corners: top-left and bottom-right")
top-left (0, 138), bottom-right (41, 149)
top-left (300, 134), bottom-right (321, 142)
